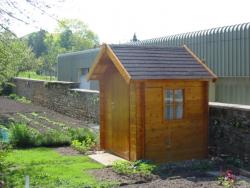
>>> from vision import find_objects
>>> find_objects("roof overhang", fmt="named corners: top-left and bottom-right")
top-left (183, 45), bottom-right (218, 82)
top-left (86, 43), bottom-right (131, 84)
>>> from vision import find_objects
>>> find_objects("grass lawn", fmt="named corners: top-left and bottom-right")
top-left (18, 71), bottom-right (56, 81)
top-left (3, 148), bottom-right (113, 188)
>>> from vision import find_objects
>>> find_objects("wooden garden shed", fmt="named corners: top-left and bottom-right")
top-left (87, 44), bottom-right (217, 163)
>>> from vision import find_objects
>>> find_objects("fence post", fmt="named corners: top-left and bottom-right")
top-left (25, 175), bottom-right (29, 188)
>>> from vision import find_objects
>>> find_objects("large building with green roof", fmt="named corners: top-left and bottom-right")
top-left (57, 22), bottom-right (250, 105)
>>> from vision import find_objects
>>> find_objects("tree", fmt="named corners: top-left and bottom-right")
top-left (0, 31), bottom-right (38, 90)
top-left (0, 0), bottom-right (65, 33)
top-left (27, 29), bottom-right (48, 57)
top-left (59, 29), bottom-right (73, 50)
top-left (41, 33), bottom-right (65, 79)
top-left (57, 19), bottom-right (99, 51)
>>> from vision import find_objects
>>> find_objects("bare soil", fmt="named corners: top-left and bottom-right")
top-left (55, 147), bottom-right (81, 156)
top-left (0, 96), bottom-right (44, 113)
top-left (0, 96), bottom-right (94, 131)
top-left (90, 167), bottom-right (250, 188)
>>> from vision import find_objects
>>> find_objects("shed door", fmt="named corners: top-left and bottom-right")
top-left (104, 70), bottom-right (130, 159)
top-left (145, 87), bottom-right (170, 162)
top-left (145, 85), bottom-right (207, 162)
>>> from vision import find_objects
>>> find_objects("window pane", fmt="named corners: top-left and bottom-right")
top-left (165, 89), bottom-right (174, 105)
top-left (176, 103), bottom-right (183, 119)
top-left (175, 89), bottom-right (183, 103)
top-left (165, 105), bottom-right (174, 120)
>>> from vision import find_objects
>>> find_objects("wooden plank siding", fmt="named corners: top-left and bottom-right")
top-left (129, 82), bottom-right (137, 160)
top-left (99, 79), bottom-right (105, 149)
top-left (102, 64), bottom-right (130, 160)
top-left (143, 80), bottom-right (208, 163)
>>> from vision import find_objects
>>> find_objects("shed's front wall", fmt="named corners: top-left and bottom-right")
top-left (143, 80), bottom-right (208, 162)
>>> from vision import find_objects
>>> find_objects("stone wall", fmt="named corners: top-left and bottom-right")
top-left (13, 78), bottom-right (99, 123)
top-left (209, 102), bottom-right (250, 162)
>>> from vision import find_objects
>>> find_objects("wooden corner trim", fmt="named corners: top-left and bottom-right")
top-left (106, 45), bottom-right (131, 84)
top-left (86, 44), bottom-right (106, 80)
top-left (183, 45), bottom-right (218, 82)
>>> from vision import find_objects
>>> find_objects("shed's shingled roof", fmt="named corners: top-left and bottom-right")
top-left (109, 44), bottom-right (216, 80)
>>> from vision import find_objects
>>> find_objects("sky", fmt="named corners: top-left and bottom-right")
top-left (11, 0), bottom-right (250, 44)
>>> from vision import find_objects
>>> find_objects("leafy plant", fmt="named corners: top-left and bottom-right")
top-left (71, 136), bottom-right (96, 154)
top-left (9, 123), bottom-right (39, 148)
top-left (68, 128), bottom-right (96, 142)
top-left (218, 170), bottom-right (236, 188)
top-left (8, 122), bottom-right (96, 149)
top-left (0, 82), bottom-right (15, 95)
top-left (112, 160), bottom-right (156, 175)
top-left (39, 130), bottom-right (71, 147)
top-left (8, 94), bottom-right (31, 104)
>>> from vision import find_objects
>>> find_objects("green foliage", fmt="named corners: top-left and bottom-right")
top-left (0, 31), bottom-right (38, 90)
top-left (56, 19), bottom-right (99, 51)
top-left (41, 33), bottom-right (66, 78)
top-left (218, 170), bottom-right (236, 188)
top-left (18, 71), bottom-right (56, 81)
top-left (68, 127), bottom-right (96, 142)
top-left (70, 128), bottom-right (97, 153)
top-left (27, 29), bottom-right (48, 58)
top-left (8, 93), bottom-right (31, 104)
top-left (71, 137), bottom-right (96, 154)
top-left (112, 160), bottom-right (156, 175)
top-left (9, 123), bottom-right (39, 148)
top-left (2, 148), bottom-right (113, 187)
top-left (8, 123), bottom-right (97, 149)
top-left (39, 130), bottom-right (71, 147)
top-left (0, 82), bottom-right (15, 95)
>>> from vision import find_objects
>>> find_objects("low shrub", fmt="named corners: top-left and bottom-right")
top-left (40, 130), bottom-right (71, 147)
top-left (112, 160), bottom-right (157, 175)
top-left (71, 136), bottom-right (96, 154)
top-left (9, 123), bottom-right (39, 148)
top-left (0, 142), bottom-right (11, 187)
top-left (9, 123), bottom-right (97, 149)
top-left (0, 82), bottom-right (15, 96)
top-left (68, 128), bottom-right (96, 142)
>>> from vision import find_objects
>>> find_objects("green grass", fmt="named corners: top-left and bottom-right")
top-left (18, 71), bottom-right (56, 81)
top-left (3, 148), bottom-right (113, 187)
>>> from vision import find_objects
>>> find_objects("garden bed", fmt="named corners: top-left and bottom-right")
top-left (0, 96), bottom-right (96, 133)
top-left (90, 159), bottom-right (250, 188)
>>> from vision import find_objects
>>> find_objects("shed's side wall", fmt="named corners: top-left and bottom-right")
top-left (143, 80), bottom-right (208, 162)
top-left (101, 65), bottom-right (130, 160)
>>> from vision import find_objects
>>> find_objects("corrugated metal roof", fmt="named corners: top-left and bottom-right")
top-left (110, 44), bottom-right (215, 80)
top-left (130, 22), bottom-right (250, 77)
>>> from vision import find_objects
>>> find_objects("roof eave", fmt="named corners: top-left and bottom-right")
top-left (183, 45), bottom-right (218, 82)
top-left (87, 43), bottom-right (131, 84)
